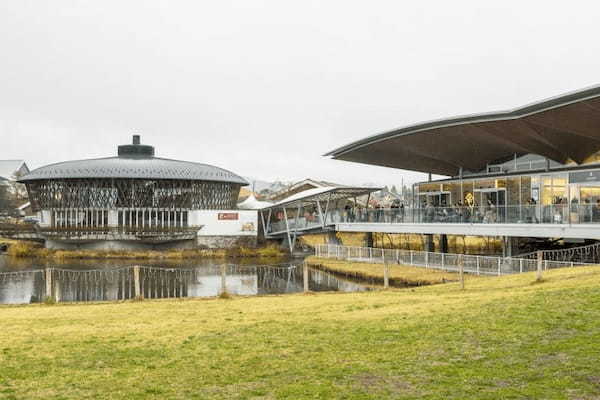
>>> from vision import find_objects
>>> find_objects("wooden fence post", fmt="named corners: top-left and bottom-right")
top-left (221, 264), bottom-right (227, 294)
top-left (459, 255), bottom-right (464, 290)
top-left (303, 262), bottom-right (309, 293)
top-left (536, 251), bottom-right (543, 281)
top-left (383, 263), bottom-right (389, 289)
top-left (45, 267), bottom-right (53, 301)
top-left (133, 265), bottom-right (141, 298)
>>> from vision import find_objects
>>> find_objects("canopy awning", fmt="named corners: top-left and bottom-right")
top-left (325, 85), bottom-right (600, 176)
top-left (261, 186), bottom-right (381, 210)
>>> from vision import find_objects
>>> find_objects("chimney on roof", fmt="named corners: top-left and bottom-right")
top-left (118, 135), bottom-right (154, 158)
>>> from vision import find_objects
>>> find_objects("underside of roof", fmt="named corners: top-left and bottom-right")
top-left (262, 186), bottom-right (381, 210)
top-left (325, 85), bottom-right (600, 176)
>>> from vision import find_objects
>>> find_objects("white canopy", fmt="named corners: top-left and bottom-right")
top-left (237, 194), bottom-right (273, 210)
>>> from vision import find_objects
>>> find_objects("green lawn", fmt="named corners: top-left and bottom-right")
top-left (1, 266), bottom-right (599, 399)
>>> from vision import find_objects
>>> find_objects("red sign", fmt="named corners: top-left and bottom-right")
top-left (218, 213), bottom-right (239, 220)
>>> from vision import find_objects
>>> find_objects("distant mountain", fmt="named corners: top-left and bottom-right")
top-left (243, 177), bottom-right (290, 194)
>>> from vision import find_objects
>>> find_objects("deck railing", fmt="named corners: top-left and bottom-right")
top-left (266, 204), bottom-right (600, 234)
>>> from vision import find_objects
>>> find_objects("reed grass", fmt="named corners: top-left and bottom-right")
top-left (4, 240), bottom-right (285, 260)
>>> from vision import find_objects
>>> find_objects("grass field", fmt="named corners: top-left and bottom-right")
top-left (306, 256), bottom-right (480, 286)
top-left (1, 266), bottom-right (599, 399)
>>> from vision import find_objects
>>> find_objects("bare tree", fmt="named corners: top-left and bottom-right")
top-left (0, 182), bottom-right (11, 215)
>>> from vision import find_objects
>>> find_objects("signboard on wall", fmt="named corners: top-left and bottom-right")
top-left (191, 210), bottom-right (257, 236)
top-left (218, 213), bottom-right (239, 220)
top-left (569, 170), bottom-right (600, 184)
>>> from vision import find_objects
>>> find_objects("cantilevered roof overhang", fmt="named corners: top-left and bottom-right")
top-left (325, 85), bottom-right (600, 176)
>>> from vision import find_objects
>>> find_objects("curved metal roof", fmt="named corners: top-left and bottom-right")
top-left (325, 85), bottom-right (600, 176)
top-left (19, 136), bottom-right (248, 185)
top-left (19, 156), bottom-right (248, 185)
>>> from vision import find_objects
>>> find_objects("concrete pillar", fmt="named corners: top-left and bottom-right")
top-left (424, 234), bottom-right (435, 252)
top-left (365, 232), bottom-right (374, 248)
top-left (439, 234), bottom-right (448, 253)
top-left (326, 231), bottom-right (340, 245)
top-left (502, 236), bottom-right (519, 257)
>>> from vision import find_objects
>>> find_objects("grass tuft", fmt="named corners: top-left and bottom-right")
top-left (218, 291), bottom-right (233, 299)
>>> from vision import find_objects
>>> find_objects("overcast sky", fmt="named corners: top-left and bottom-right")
top-left (1, 1), bottom-right (599, 187)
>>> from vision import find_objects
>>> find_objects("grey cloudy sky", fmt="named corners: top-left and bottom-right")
top-left (1, 0), bottom-right (599, 187)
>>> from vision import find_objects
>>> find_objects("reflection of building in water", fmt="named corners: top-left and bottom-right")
top-left (187, 267), bottom-right (258, 297)
top-left (308, 268), bottom-right (371, 292)
top-left (0, 265), bottom-right (373, 304)
top-left (257, 266), bottom-right (302, 294)
top-left (0, 271), bottom-right (42, 304)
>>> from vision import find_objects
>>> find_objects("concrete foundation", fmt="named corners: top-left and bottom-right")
top-left (196, 235), bottom-right (257, 249)
top-left (45, 235), bottom-right (257, 250)
top-left (45, 239), bottom-right (198, 251)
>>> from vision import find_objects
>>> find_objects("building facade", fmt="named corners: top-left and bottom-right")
top-left (325, 85), bottom-right (600, 254)
top-left (19, 136), bottom-right (257, 249)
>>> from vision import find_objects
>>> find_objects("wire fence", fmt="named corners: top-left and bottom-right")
top-left (314, 244), bottom-right (595, 276)
top-left (516, 241), bottom-right (600, 263)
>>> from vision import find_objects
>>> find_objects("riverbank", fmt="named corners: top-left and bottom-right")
top-left (1, 266), bottom-right (599, 399)
top-left (306, 256), bottom-right (479, 286)
top-left (1, 239), bottom-right (285, 260)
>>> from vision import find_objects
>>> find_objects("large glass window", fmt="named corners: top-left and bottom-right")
top-left (541, 175), bottom-right (567, 205)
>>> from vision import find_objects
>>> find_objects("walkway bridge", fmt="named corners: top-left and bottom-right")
top-left (260, 186), bottom-right (381, 251)
top-left (261, 193), bottom-right (600, 253)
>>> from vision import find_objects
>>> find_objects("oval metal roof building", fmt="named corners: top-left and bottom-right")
top-left (20, 135), bottom-right (248, 185)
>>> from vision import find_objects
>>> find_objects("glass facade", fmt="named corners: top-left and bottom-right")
top-left (411, 167), bottom-right (600, 225)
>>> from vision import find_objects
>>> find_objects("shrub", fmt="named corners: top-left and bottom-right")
top-left (6, 241), bottom-right (41, 258)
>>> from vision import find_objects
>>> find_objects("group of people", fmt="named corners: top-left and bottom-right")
top-left (341, 201), bottom-right (406, 223)
top-left (421, 200), bottom-right (499, 223)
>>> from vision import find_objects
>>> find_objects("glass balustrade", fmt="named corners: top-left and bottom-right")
top-left (265, 204), bottom-right (600, 233)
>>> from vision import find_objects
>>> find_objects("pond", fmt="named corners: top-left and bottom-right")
top-left (0, 255), bottom-right (372, 305)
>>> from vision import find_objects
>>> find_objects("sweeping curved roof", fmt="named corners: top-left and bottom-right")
top-left (325, 85), bottom-right (600, 176)
top-left (19, 136), bottom-right (248, 185)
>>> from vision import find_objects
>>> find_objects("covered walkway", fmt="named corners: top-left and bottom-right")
top-left (259, 186), bottom-right (380, 251)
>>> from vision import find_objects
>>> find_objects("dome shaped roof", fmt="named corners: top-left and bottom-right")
top-left (19, 136), bottom-right (248, 185)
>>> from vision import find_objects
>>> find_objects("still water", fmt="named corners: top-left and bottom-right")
top-left (0, 256), bottom-right (371, 304)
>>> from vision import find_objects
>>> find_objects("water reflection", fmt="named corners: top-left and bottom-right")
top-left (0, 258), bottom-right (370, 304)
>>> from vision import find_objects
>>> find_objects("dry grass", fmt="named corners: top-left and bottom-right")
top-left (307, 256), bottom-right (478, 286)
top-left (0, 266), bottom-right (599, 399)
